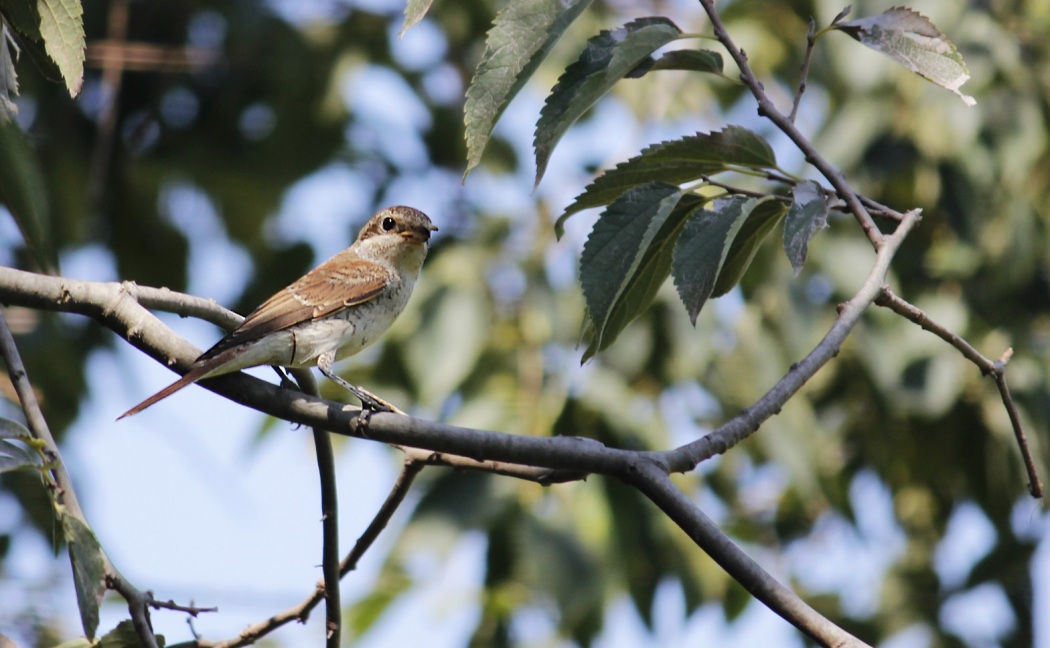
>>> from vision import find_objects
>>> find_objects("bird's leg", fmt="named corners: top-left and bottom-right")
top-left (271, 366), bottom-right (296, 390)
top-left (316, 352), bottom-right (399, 414)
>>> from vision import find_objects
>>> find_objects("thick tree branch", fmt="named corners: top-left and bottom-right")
top-left (625, 460), bottom-right (870, 648)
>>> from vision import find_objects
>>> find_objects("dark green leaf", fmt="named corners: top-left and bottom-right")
top-left (835, 7), bottom-right (974, 106)
top-left (783, 180), bottom-right (829, 275)
top-left (399, 0), bottom-right (433, 35)
top-left (557, 126), bottom-right (777, 234)
top-left (711, 198), bottom-right (786, 296)
top-left (535, 17), bottom-right (684, 186)
top-left (0, 120), bottom-right (55, 271)
top-left (581, 182), bottom-right (682, 357)
top-left (464, 0), bottom-right (593, 176)
top-left (62, 511), bottom-right (106, 640)
top-left (38, 0), bottom-right (84, 96)
top-left (582, 191), bottom-right (706, 360)
top-left (640, 48), bottom-right (724, 76)
top-left (671, 196), bottom-right (756, 324)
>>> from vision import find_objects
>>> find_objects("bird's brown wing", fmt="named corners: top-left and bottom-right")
top-left (199, 253), bottom-right (390, 360)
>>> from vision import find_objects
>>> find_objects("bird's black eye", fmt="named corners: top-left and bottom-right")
top-left (382, 216), bottom-right (396, 231)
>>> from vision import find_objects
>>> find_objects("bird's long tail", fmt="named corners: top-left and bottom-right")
top-left (117, 362), bottom-right (216, 420)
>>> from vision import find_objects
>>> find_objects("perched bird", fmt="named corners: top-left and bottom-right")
top-left (118, 206), bottom-right (437, 419)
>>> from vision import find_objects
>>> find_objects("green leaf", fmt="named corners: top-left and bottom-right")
top-left (464, 0), bottom-right (593, 177)
top-left (711, 198), bottom-right (786, 297)
top-left (0, 120), bottom-right (55, 271)
top-left (1, 19), bottom-right (19, 121)
top-left (672, 196), bottom-right (757, 324)
top-left (557, 126), bottom-right (777, 235)
top-left (62, 510), bottom-right (107, 640)
top-left (581, 189), bottom-right (707, 361)
top-left (37, 0), bottom-right (84, 97)
top-left (535, 17), bottom-right (684, 186)
top-left (628, 48), bottom-right (723, 78)
top-left (835, 7), bottom-right (974, 106)
top-left (0, 417), bottom-right (35, 472)
top-left (399, 0), bottom-right (433, 35)
top-left (783, 180), bottom-right (829, 275)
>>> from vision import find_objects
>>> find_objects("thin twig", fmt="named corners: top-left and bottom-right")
top-left (659, 209), bottom-right (923, 469)
top-left (198, 459), bottom-right (425, 648)
top-left (400, 446), bottom-right (586, 484)
top-left (290, 368), bottom-right (341, 647)
top-left (1, 310), bottom-right (161, 648)
top-left (874, 287), bottom-right (1043, 497)
top-left (788, 18), bottom-right (818, 124)
top-left (697, 0), bottom-right (883, 247)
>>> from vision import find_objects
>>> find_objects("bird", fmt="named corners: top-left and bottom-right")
top-left (118, 205), bottom-right (437, 419)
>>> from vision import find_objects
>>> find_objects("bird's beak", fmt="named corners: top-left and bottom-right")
top-left (400, 223), bottom-right (438, 244)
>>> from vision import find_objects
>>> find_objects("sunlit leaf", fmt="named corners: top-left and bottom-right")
top-left (711, 198), bottom-right (786, 297)
top-left (0, 19), bottom-right (19, 121)
top-left (836, 7), bottom-right (975, 106)
top-left (464, 0), bottom-right (593, 176)
top-left (783, 180), bottom-right (829, 275)
top-left (399, 0), bottom-right (433, 35)
top-left (37, 0), bottom-right (84, 97)
top-left (535, 17), bottom-right (684, 186)
top-left (582, 191), bottom-right (706, 360)
top-left (557, 126), bottom-right (777, 235)
top-left (672, 196), bottom-right (757, 324)
top-left (61, 510), bottom-right (106, 640)
top-left (0, 120), bottom-right (55, 271)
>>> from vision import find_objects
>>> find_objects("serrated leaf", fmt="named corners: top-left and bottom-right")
top-left (672, 196), bottom-right (758, 324)
top-left (783, 180), bottom-right (829, 275)
top-left (581, 190), bottom-right (706, 361)
top-left (399, 0), bottom-right (433, 35)
top-left (38, 0), bottom-right (84, 97)
top-left (1, 19), bottom-right (20, 121)
top-left (0, 120), bottom-right (55, 271)
top-left (535, 17), bottom-right (684, 186)
top-left (464, 0), bottom-right (593, 177)
top-left (581, 182), bottom-right (682, 355)
top-left (62, 511), bottom-right (107, 640)
top-left (557, 126), bottom-right (777, 235)
top-left (836, 7), bottom-right (974, 106)
top-left (711, 198), bottom-right (786, 296)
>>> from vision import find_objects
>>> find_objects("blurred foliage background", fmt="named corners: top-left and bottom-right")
top-left (1, 0), bottom-right (1049, 646)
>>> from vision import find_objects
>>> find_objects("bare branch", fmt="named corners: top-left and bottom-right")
top-left (659, 209), bottom-right (923, 469)
top-left (697, 0), bottom-right (883, 246)
top-left (874, 287), bottom-right (1044, 497)
top-left (788, 17), bottom-right (818, 124)
top-left (289, 368), bottom-right (342, 647)
top-left (625, 460), bottom-right (871, 648)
